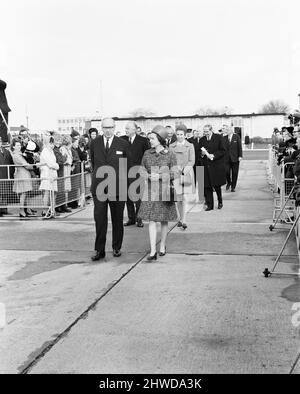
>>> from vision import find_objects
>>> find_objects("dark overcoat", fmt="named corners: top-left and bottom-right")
top-left (198, 133), bottom-right (226, 187)
top-left (223, 133), bottom-right (243, 163)
top-left (0, 147), bottom-right (13, 179)
top-left (90, 135), bottom-right (131, 200)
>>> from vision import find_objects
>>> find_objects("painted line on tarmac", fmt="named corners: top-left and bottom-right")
top-left (19, 251), bottom-right (148, 374)
top-left (18, 211), bottom-right (181, 374)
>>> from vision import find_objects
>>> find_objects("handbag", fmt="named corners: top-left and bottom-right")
top-left (180, 168), bottom-right (192, 186)
top-left (166, 179), bottom-right (175, 204)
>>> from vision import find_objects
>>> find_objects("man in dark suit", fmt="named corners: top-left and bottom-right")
top-left (223, 125), bottom-right (243, 192)
top-left (198, 125), bottom-right (226, 211)
top-left (90, 118), bottom-right (131, 261)
top-left (0, 135), bottom-right (13, 216)
top-left (165, 126), bottom-right (177, 147)
top-left (121, 121), bottom-right (150, 227)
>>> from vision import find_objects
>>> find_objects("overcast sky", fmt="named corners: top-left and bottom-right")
top-left (1, 0), bottom-right (300, 130)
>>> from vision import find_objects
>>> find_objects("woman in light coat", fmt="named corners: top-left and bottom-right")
top-left (169, 124), bottom-right (195, 230)
top-left (59, 135), bottom-right (73, 193)
top-left (39, 136), bottom-right (59, 216)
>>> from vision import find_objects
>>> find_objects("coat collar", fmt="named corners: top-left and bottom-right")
top-left (149, 147), bottom-right (169, 155)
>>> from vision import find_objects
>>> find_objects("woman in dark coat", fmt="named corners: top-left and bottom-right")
top-left (138, 125), bottom-right (178, 260)
top-left (0, 135), bottom-right (13, 216)
top-left (68, 137), bottom-right (81, 208)
top-left (198, 124), bottom-right (226, 210)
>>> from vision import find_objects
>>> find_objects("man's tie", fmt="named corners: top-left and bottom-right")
top-left (129, 137), bottom-right (132, 144)
top-left (105, 137), bottom-right (110, 153)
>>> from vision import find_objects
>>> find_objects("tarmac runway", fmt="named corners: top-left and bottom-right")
top-left (0, 158), bottom-right (299, 374)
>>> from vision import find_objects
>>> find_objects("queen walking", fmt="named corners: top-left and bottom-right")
top-left (138, 125), bottom-right (178, 260)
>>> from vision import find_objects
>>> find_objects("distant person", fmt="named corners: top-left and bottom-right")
top-left (198, 125), bottom-right (226, 211)
top-left (39, 136), bottom-right (59, 217)
top-left (165, 125), bottom-right (177, 147)
top-left (245, 134), bottom-right (251, 148)
top-left (11, 138), bottom-right (37, 218)
top-left (186, 129), bottom-right (193, 139)
top-left (59, 135), bottom-right (73, 213)
top-left (68, 137), bottom-right (81, 209)
top-left (188, 129), bottom-right (203, 195)
top-left (121, 121), bottom-right (150, 227)
top-left (0, 135), bottom-right (13, 216)
top-left (223, 126), bottom-right (243, 192)
top-left (88, 128), bottom-right (98, 141)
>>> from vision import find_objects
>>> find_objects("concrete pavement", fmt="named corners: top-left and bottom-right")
top-left (0, 158), bottom-right (299, 374)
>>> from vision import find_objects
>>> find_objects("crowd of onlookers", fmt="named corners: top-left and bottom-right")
top-left (0, 123), bottom-right (241, 218)
top-left (271, 126), bottom-right (300, 180)
top-left (0, 126), bottom-right (99, 217)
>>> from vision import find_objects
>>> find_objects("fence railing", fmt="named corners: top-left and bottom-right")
top-left (0, 161), bottom-right (91, 219)
top-left (268, 146), bottom-right (296, 223)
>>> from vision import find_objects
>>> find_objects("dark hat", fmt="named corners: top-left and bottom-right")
top-left (19, 125), bottom-right (29, 133)
top-left (151, 125), bottom-right (168, 146)
top-left (152, 125), bottom-right (168, 139)
top-left (70, 129), bottom-right (80, 138)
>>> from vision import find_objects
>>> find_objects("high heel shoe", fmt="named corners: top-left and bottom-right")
top-left (146, 252), bottom-right (157, 261)
top-left (159, 248), bottom-right (167, 257)
top-left (182, 223), bottom-right (187, 230)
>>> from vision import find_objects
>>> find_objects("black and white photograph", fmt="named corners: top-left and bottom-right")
top-left (1, 0), bottom-right (300, 380)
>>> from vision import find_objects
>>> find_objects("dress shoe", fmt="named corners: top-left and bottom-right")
top-left (91, 251), bottom-right (105, 261)
top-left (182, 223), bottom-right (188, 230)
top-left (226, 183), bottom-right (231, 191)
top-left (136, 219), bottom-right (144, 228)
top-left (146, 252), bottom-right (157, 261)
top-left (124, 220), bottom-right (135, 226)
top-left (177, 221), bottom-right (183, 227)
top-left (205, 207), bottom-right (213, 211)
top-left (231, 188), bottom-right (235, 192)
top-left (113, 249), bottom-right (122, 257)
top-left (218, 202), bottom-right (223, 209)
top-left (19, 212), bottom-right (27, 218)
top-left (159, 248), bottom-right (167, 257)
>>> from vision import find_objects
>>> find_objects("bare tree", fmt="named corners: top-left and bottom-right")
top-left (258, 100), bottom-right (290, 114)
top-left (128, 108), bottom-right (157, 117)
top-left (195, 106), bottom-right (233, 115)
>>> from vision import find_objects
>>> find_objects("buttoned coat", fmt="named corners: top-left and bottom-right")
top-left (90, 135), bottom-right (131, 200)
top-left (198, 133), bottom-right (226, 187)
top-left (137, 148), bottom-right (178, 222)
top-left (0, 147), bottom-right (13, 179)
top-left (223, 133), bottom-right (243, 163)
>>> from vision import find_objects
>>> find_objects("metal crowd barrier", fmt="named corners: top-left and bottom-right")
top-left (0, 161), bottom-right (91, 219)
top-left (263, 146), bottom-right (300, 278)
top-left (267, 147), bottom-right (295, 224)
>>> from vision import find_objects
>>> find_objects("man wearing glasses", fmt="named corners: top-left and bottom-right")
top-left (90, 118), bottom-right (131, 261)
